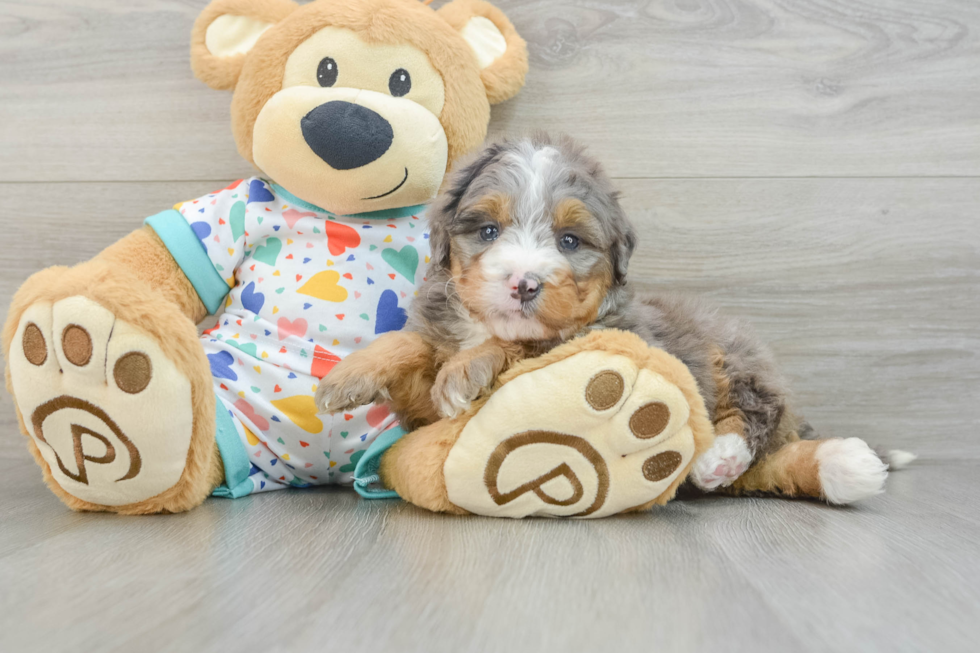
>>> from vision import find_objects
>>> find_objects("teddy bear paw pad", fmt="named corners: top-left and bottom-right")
top-left (8, 296), bottom-right (194, 506)
top-left (443, 350), bottom-right (697, 518)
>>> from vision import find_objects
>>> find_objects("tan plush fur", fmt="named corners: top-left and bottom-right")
top-left (379, 419), bottom-right (470, 515)
top-left (2, 229), bottom-right (224, 514)
top-left (223, 0), bottom-right (515, 170)
top-left (436, 0), bottom-right (529, 105)
top-left (191, 0), bottom-right (300, 91)
top-left (379, 329), bottom-right (715, 514)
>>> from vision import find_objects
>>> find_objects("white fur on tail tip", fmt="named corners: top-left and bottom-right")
top-left (690, 433), bottom-right (752, 491)
top-left (886, 450), bottom-right (917, 470)
top-left (816, 438), bottom-right (888, 505)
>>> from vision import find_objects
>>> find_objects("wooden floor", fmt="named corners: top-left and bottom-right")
top-left (1, 1), bottom-right (978, 651)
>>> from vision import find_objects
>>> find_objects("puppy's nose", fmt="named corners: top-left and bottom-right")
top-left (510, 275), bottom-right (541, 302)
top-left (301, 101), bottom-right (393, 170)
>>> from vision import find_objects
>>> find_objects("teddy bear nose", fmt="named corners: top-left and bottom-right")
top-left (301, 101), bottom-right (394, 170)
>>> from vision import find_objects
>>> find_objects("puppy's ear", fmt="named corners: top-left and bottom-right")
top-left (191, 0), bottom-right (298, 90)
top-left (611, 218), bottom-right (637, 286)
top-left (428, 143), bottom-right (503, 269)
top-left (438, 0), bottom-right (529, 104)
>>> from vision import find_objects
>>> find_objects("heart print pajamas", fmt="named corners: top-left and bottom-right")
top-left (146, 178), bottom-right (429, 497)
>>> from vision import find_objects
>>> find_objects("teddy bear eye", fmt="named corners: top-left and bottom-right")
top-left (388, 68), bottom-right (411, 97)
top-left (317, 57), bottom-right (338, 87)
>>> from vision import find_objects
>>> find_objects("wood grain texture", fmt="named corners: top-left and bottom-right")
top-left (0, 460), bottom-right (977, 653)
top-left (1, 0), bottom-right (979, 181)
top-left (2, 0), bottom-right (979, 651)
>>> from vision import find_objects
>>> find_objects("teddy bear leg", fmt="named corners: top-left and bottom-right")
top-left (374, 330), bottom-right (715, 519)
top-left (4, 266), bottom-right (223, 514)
top-left (377, 420), bottom-right (470, 515)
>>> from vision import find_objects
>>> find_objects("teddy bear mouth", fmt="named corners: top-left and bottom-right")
top-left (362, 167), bottom-right (409, 200)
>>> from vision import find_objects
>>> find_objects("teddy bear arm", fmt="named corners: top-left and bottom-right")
top-left (94, 226), bottom-right (210, 323)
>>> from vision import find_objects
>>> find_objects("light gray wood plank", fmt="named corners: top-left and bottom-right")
top-left (618, 177), bottom-right (980, 459)
top-left (2, 0), bottom-right (979, 182)
top-left (0, 459), bottom-right (976, 653)
top-left (2, 179), bottom-right (976, 460)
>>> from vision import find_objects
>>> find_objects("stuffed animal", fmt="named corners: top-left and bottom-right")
top-left (2, 0), bottom-right (713, 518)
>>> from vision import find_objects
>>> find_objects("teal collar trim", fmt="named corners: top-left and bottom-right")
top-left (269, 182), bottom-right (426, 220)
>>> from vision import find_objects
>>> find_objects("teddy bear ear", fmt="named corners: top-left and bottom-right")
top-left (191, 0), bottom-right (298, 91)
top-left (438, 0), bottom-right (529, 105)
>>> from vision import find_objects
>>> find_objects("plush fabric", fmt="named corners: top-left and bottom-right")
top-left (191, 0), bottom-right (299, 91)
top-left (151, 179), bottom-right (416, 492)
top-left (227, 0), bottom-right (494, 171)
top-left (2, 0), bottom-right (543, 516)
top-left (3, 230), bottom-right (223, 514)
top-left (379, 330), bottom-right (715, 517)
top-left (9, 297), bottom-right (196, 507)
top-left (437, 0), bottom-right (528, 105)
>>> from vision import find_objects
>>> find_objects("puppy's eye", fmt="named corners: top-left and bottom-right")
top-left (317, 57), bottom-right (338, 87)
top-left (389, 68), bottom-right (411, 97)
top-left (559, 234), bottom-right (580, 251)
top-left (479, 225), bottom-right (499, 242)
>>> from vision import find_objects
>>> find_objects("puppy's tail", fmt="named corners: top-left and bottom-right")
top-left (876, 447), bottom-right (918, 470)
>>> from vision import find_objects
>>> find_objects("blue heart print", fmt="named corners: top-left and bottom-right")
top-left (208, 351), bottom-right (237, 381)
top-left (241, 281), bottom-right (265, 313)
top-left (375, 289), bottom-right (407, 334)
top-left (191, 222), bottom-right (211, 243)
top-left (247, 179), bottom-right (275, 203)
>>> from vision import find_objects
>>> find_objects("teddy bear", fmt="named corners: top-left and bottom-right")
top-left (3, 0), bottom-right (714, 518)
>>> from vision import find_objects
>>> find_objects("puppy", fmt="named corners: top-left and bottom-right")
top-left (318, 134), bottom-right (903, 500)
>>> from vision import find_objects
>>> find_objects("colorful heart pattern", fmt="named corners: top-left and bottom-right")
top-left (381, 245), bottom-right (418, 282)
top-left (176, 177), bottom-right (426, 495)
top-left (247, 179), bottom-right (275, 203)
top-left (277, 317), bottom-right (308, 340)
top-left (283, 208), bottom-right (315, 230)
top-left (375, 289), bottom-right (407, 334)
top-left (324, 220), bottom-right (361, 255)
top-left (311, 345), bottom-right (341, 379)
top-left (240, 282), bottom-right (265, 314)
top-left (230, 201), bottom-right (247, 241)
top-left (298, 270), bottom-right (348, 303)
top-left (253, 237), bottom-right (282, 266)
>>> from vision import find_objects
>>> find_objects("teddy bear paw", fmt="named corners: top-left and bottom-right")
top-left (443, 349), bottom-right (701, 518)
top-left (8, 296), bottom-right (195, 507)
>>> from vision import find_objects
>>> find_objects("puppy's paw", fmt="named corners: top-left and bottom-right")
top-left (690, 433), bottom-right (752, 491)
top-left (432, 358), bottom-right (497, 419)
top-left (315, 370), bottom-right (388, 415)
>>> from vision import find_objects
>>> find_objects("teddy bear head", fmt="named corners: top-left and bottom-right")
top-left (191, 0), bottom-right (527, 216)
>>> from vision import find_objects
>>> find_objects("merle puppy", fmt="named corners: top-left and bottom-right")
top-left (318, 134), bottom-right (910, 503)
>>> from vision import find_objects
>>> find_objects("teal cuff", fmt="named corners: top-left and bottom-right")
top-left (211, 397), bottom-right (254, 499)
top-left (353, 426), bottom-right (406, 500)
top-left (146, 209), bottom-right (230, 314)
